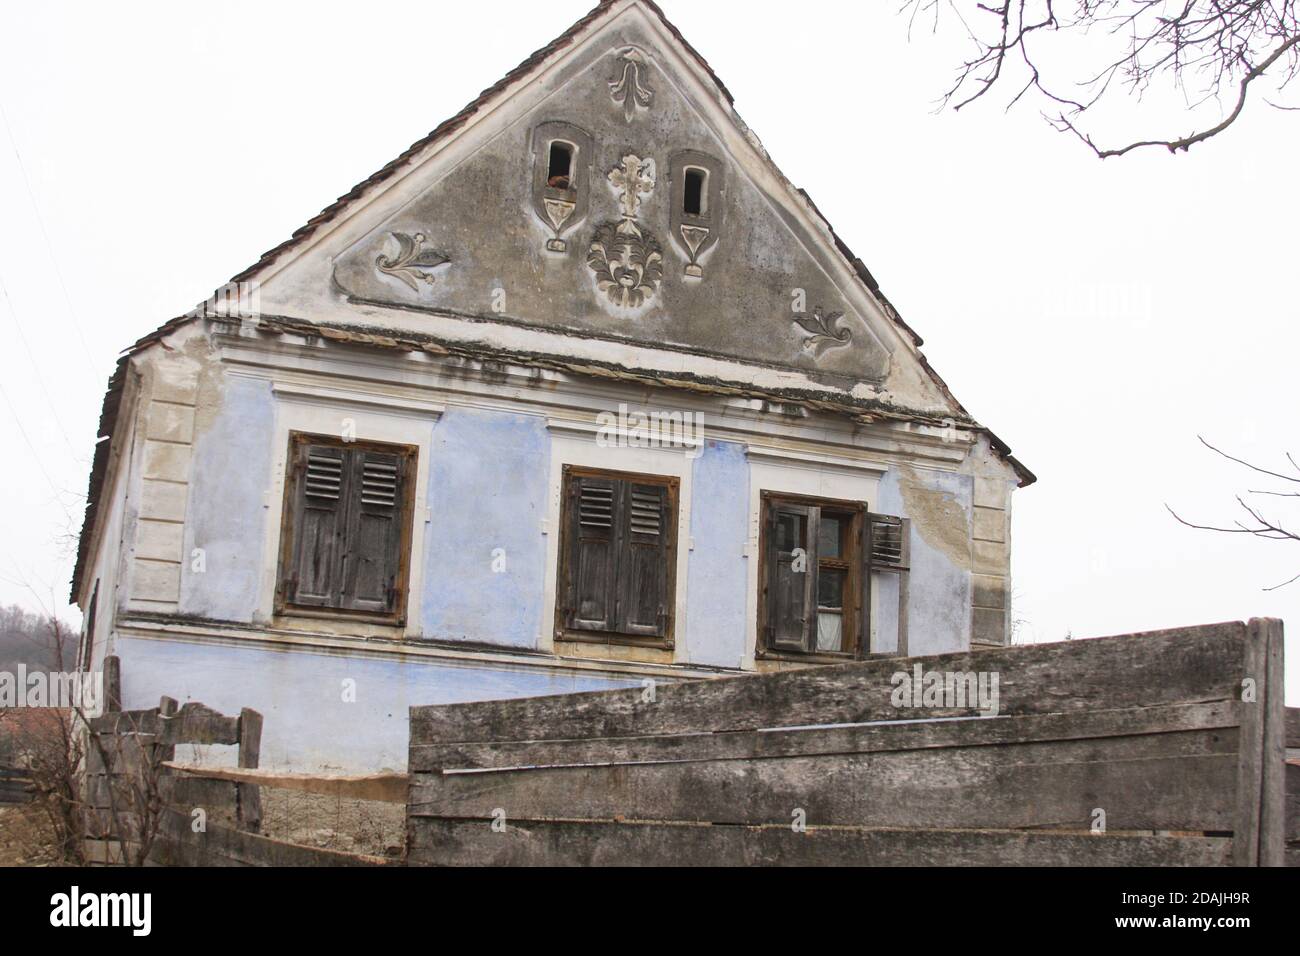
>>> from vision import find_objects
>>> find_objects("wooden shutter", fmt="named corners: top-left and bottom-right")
top-left (563, 475), bottom-right (619, 633)
top-left (616, 482), bottom-right (671, 639)
top-left (864, 513), bottom-right (911, 657)
top-left (764, 502), bottom-right (818, 652)
top-left (80, 581), bottom-right (99, 673)
top-left (866, 514), bottom-right (907, 570)
top-left (338, 449), bottom-right (408, 616)
top-left (281, 436), bottom-right (414, 619)
top-left (285, 440), bottom-right (348, 609)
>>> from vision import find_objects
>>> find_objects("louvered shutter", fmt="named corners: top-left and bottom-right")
top-left (339, 449), bottom-right (407, 616)
top-left (765, 502), bottom-right (818, 652)
top-left (864, 513), bottom-right (910, 657)
top-left (285, 441), bottom-right (348, 608)
top-left (616, 482), bottom-right (671, 639)
top-left (866, 514), bottom-right (908, 571)
top-left (563, 475), bottom-right (619, 633)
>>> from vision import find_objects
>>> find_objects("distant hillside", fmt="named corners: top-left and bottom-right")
top-left (0, 606), bottom-right (79, 678)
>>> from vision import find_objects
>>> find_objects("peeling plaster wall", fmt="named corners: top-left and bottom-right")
top-left (877, 466), bottom-right (974, 656)
top-left (420, 408), bottom-right (551, 648)
top-left (179, 376), bottom-right (275, 623)
top-left (683, 440), bottom-right (749, 669)
top-left (113, 636), bottom-right (636, 772)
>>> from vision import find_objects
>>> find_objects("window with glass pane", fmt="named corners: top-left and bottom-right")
top-left (761, 496), bottom-right (864, 659)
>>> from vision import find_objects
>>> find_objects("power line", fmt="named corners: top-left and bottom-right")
top-left (0, 97), bottom-right (99, 375)
top-left (0, 376), bottom-right (77, 526)
top-left (0, 268), bottom-right (82, 459)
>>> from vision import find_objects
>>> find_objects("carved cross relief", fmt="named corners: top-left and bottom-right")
top-left (587, 154), bottom-right (664, 310)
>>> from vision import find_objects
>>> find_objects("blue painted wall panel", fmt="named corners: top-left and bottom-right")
top-left (684, 440), bottom-right (750, 669)
top-left (179, 377), bottom-right (275, 623)
top-left (420, 408), bottom-right (550, 648)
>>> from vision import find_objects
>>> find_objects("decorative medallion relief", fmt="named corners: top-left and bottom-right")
top-left (587, 154), bottom-right (664, 309)
top-left (609, 48), bottom-right (654, 123)
top-left (794, 307), bottom-right (853, 357)
top-left (374, 232), bottom-right (450, 292)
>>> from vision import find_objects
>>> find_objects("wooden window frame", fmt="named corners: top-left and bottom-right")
top-left (274, 432), bottom-right (419, 627)
top-left (79, 580), bottom-right (99, 673)
top-left (555, 465), bottom-right (680, 650)
top-left (757, 491), bottom-right (869, 663)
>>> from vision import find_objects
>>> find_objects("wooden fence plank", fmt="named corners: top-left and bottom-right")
top-left (103, 655), bottom-right (121, 713)
top-left (407, 819), bottom-right (1233, 868)
top-left (1286, 708), bottom-right (1300, 750)
top-left (1257, 619), bottom-right (1286, 866)
top-left (1285, 762), bottom-right (1299, 845)
top-left (163, 763), bottom-right (408, 804)
top-left (164, 775), bottom-right (239, 813)
top-left (162, 704), bottom-right (240, 746)
top-left (410, 624), bottom-right (1248, 746)
top-left (148, 809), bottom-right (392, 868)
top-left (411, 730), bottom-right (1238, 833)
top-left (1232, 616), bottom-right (1274, 868)
top-left (412, 701), bottom-right (1238, 774)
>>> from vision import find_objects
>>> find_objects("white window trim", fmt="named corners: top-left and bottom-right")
top-left (256, 390), bottom-right (441, 635)
top-left (744, 450), bottom-right (885, 669)
top-left (541, 419), bottom-right (696, 660)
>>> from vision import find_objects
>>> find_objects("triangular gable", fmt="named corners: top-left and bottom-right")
top-left (241, 0), bottom-right (956, 412)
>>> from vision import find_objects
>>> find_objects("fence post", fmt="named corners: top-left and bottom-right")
top-left (1257, 619), bottom-right (1286, 867)
top-left (1234, 618), bottom-right (1286, 866)
top-left (103, 656), bottom-right (121, 714)
top-left (237, 708), bottom-right (263, 833)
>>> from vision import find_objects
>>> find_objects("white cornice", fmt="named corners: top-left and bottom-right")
top-left (546, 416), bottom-right (704, 455)
top-left (746, 445), bottom-right (889, 477)
top-left (215, 330), bottom-right (971, 472)
top-left (270, 381), bottom-right (446, 420)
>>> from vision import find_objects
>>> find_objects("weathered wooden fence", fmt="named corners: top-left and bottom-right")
top-left (86, 656), bottom-right (400, 867)
top-left (408, 619), bottom-right (1289, 867)
top-left (0, 766), bottom-right (34, 805)
top-left (0, 719), bottom-right (36, 805)
top-left (84, 673), bottom-right (263, 865)
top-left (1288, 708), bottom-right (1300, 867)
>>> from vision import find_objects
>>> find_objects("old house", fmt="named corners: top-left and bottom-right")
top-left (70, 0), bottom-right (1033, 772)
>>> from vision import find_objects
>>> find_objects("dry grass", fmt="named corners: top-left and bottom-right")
top-left (258, 788), bottom-right (404, 859)
top-left (0, 801), bottom-right (60, 867)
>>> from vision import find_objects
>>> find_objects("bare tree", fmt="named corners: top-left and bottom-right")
top-left (1168, 437), bottom-right (1299, 590)
top-left (906, 1), bottom-right (1300, 156)
top-left (6, 614), bottom-right (87, 864)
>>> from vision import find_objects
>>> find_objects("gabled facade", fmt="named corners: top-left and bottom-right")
top-left (71, 0), bottom-right (1033, 772)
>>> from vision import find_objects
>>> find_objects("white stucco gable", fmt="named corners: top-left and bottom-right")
top-left (237, 0), bottom-right (969, 422)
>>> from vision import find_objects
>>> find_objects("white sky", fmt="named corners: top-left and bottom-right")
top-left (0, 1), bottom-right (1295, 702)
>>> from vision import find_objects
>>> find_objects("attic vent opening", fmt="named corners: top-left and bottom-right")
top-left (683, 167), bottom-right (706, 216)
top-left (548, 141), bottom-right (574, 190)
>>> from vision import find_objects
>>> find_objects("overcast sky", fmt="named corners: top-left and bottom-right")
top-left (0, 1), bottom-right (1294, 701)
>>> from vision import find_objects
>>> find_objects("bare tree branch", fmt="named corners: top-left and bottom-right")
top-left (1167, 437), bottom-right (1300, 589)
top-left (908, 1), bottom-right (1300, 156)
